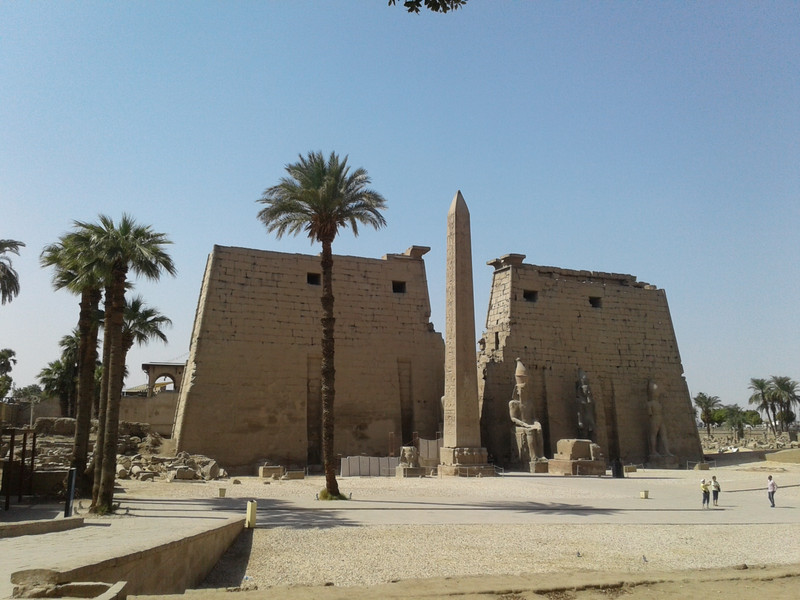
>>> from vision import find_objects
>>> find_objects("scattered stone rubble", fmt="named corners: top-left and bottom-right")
top-left (116, 451), bottom-right (227, 482)
top-left (700, 431), bottom-right (798, 454)
top-left (2, 417), bottom-right (228, 485)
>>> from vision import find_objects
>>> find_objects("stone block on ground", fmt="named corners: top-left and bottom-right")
top-left (200, 460), bottom-right (221, 480)
top-left (258, 465), bottom-right (285, 478)
top-left (530, 461), bottom-right (549, 473)
top-left (556, 439), bottom-right (593, 460)
top-left (395, 465), bottom-right (427, 478)
top-left (548, 458), bottom-right (606, 476)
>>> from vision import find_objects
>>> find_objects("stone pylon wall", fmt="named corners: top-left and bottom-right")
top-left (173, 245), bottom-right (444, 472)
top-left (478, 255), bottom-right (703, 468)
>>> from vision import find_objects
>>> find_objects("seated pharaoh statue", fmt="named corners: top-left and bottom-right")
top-left (508, 358), bottom-right (545, 463)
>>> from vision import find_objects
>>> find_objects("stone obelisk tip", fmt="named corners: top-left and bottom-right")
top-left (449, 190), bottom-right (467, 215)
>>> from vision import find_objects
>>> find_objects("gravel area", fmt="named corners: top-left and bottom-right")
top-left (122, 460), bottom-right (800, 590)
top-left (219, 522), bottom-right (795, 589)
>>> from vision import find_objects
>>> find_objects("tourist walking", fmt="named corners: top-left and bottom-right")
top-left (700, 478), bottom-right (710, 508)
top-left (711, 475), bottom-right (721, 506)
top-left (767, 475), bottom-right (777, 507)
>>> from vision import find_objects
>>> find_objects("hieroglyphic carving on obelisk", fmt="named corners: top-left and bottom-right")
top-left (440, 191), bottom-right (494, 476)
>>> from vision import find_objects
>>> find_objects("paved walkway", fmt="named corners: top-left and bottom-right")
top-left (0, 496), bottom-right (242, 598)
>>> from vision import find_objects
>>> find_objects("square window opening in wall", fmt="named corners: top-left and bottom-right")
top-left (589, 296), bottom-right (602, 308)
top-left (392, 280), bottom-right (407, 293)
top-left (523, 290), bottom-right (538, 302)
top-left (307, 273), bottom-right (321, 285)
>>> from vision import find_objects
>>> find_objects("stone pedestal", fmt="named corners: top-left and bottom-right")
top-left (529, 460), bottom-right (549, 474)
top-left (439, 446), bottom-right (496, 477)
top-left (395, 465), bottom-right (427, 478)
top-left (548, 438), bottom-right (607, 477)
top-left (548, 458), bottom-right (606, 476)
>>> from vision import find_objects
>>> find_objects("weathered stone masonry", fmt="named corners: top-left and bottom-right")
top-left (173, 245), bottom-right (445, 471)
top-left (478, 255), bottom-right (703, 468)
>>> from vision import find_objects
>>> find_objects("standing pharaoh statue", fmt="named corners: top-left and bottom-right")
top-left (508, 358), bottom-right (545, 465)
top-left (575, 369), bottom-right (596, 441)
top-left (647, 380), bottom-right (672, 457)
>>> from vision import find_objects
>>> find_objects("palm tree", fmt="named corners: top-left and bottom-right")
top-left (693, 392), bottom-right (722, 437)
top-left (42, 230), bottom-right (106, 494)
top-left (75, 215), bottom-right (175, 512)
top-left (0, 348), bottom-right (17, 398)
top-left (57, 331), bottom-right (81, 417)
top-left (122, 294), bottom-right (171, 357)
top-left (770, 376), bottom-right (799, 432)
top-left (38, 359), bottom-right (73, 416)
top-left (257, 151), bottom-right (387, 498)
top-left (0, 239), bottom-right (25, 305)
top-left (748, 378), bottom-right (778, 436)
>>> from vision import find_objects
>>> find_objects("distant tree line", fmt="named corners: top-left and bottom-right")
top-left (693, 376), bottom-right (799, 440)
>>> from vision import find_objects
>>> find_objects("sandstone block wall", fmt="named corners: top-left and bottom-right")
top-left (478, 256), bottom-right (703, 468)
top-left (119, 391), bottom-right (178, 437)
top-left (173, 245), bottom-right (444, 471)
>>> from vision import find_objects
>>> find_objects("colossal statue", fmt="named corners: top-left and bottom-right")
top-left (508, 358), bottom-right (545, 462)
top-left (575, 368), bottom-right (596, 441)
top-left (647, 379), bottom-right (672, 457)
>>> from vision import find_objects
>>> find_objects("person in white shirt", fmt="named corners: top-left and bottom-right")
top-left (710, 475), bottom-right (721, 506)
top-left (767, 475), bottom-right (777, 508)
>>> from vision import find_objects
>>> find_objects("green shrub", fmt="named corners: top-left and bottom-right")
top-left (318, 488), bottom-right (348, 501)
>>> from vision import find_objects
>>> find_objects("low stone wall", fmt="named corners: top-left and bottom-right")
top-left (702, 450), bottom-right (767, 466)
top-left (0, 516), bottom-right (84, 539)
top-left (11, 516), bottom-right (244, 596)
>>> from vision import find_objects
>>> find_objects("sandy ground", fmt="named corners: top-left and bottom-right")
top-left (119, 457), bottom-right (800, 599)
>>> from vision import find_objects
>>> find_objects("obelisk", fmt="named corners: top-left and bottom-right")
top-left (440, 191), bottom-right (494, 476)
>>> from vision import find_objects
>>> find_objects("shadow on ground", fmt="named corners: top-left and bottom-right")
top-left (120, 496), bottom-right (363, 529)
top-left (198, 528), bottom-right (254, 589)
top-left (0, 500), bottom-right (63, 522)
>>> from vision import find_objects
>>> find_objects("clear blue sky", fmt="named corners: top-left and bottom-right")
top-left (2, 2), bottom-right (798, 409)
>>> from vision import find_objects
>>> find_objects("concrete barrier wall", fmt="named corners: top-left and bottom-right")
top-left (12, 516), bottom-right (244, 596)
top-left (340, 456), bottom-right (400, 477)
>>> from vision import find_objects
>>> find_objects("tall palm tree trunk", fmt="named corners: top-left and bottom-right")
top-left (72, 287), bottom-right (101, 496)
top-left (91, 287), bottom-right (113, 506)
top-left (320, 238), bottom-right (339, 497)
top-left (97, 267), bottom-right (127, 511)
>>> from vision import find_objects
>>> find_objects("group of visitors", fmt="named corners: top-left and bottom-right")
top-left (700, 475), bottom-right (778, 508)
top-left (699, 476), bottom-right (721, 508)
